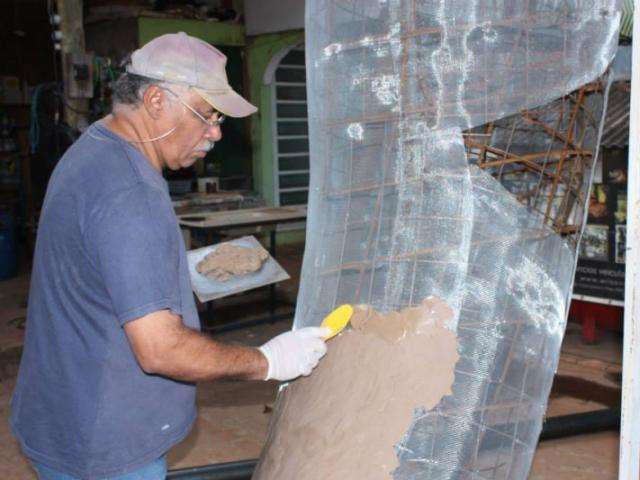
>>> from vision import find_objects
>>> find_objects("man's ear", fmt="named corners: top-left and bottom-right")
top-left (141, 85), bottom-right (166, 120)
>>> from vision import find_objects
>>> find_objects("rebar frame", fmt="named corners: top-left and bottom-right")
top-left (465, 82), bottom-right (604, 244)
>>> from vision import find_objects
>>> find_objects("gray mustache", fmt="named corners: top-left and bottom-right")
top-left (196, 141), bottom-right (215, 153)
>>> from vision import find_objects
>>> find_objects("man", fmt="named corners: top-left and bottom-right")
top-left (11, 32), bottom-right (329, 480)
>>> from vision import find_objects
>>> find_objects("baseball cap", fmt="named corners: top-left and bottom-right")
top-left (127, 32), bottom-right (257, 118)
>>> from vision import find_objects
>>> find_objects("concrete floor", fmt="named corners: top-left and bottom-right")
top-left (0, 243), bottom-right (623, 479)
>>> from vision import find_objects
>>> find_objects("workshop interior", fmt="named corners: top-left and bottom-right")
top-left (0, 1), bottom-right (638, 479)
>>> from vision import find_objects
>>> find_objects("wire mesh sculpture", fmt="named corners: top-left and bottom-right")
top-left (254, 1), bottom-right (621, 478)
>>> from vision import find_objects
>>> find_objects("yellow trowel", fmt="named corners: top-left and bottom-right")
top-left (321, 304), bottom-right (354, 340)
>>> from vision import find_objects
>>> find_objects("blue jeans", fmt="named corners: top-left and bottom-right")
top-left (32, 457), bottom-right (167, 480)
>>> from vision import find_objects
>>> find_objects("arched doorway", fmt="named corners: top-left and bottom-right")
top-left (265, 44), bottom-right (309, 206)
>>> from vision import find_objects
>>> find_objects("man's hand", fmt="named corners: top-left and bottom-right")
top-left (258, 327), bottom-right (331, 381)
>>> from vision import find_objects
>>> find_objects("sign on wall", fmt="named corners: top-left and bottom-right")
top-left (574, 149), bottom-right (627, 301)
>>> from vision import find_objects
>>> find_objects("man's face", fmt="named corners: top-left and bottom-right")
top-left (156, 88), bottom-right (223, 171)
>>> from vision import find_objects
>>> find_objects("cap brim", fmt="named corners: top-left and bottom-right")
top-left (193, 87), bottom-right (257, 118)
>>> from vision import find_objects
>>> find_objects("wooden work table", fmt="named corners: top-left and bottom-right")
top-left (178, 204), bottom-right (307, 333)
top-left (172, 191), bottom-right (262, 215)
top-left (178, 205), bottom-right (307, 231)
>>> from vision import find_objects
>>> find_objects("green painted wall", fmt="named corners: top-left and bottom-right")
top-left (247, 31), bottom-right (306, 244)
top-left (138, 17), bottom-right (245, 46)
top-left (246, 30), bottom-right (304, 205)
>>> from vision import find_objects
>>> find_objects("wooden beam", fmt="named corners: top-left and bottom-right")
top-left (56, 0), bottom-right (88, 129)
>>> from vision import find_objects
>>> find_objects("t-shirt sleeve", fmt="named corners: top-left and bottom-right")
top-left (86, 184), bottom-right (183, 326)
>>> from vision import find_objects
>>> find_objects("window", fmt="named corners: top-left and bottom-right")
top-left (271, 45), bottom-right (309, 206)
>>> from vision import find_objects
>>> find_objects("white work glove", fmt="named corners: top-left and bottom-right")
top-left (258, 327), bottom-right (331, 381)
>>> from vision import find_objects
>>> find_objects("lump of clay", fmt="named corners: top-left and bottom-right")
top-left (252, 297), bottom-right (459, 480)
top-left (196, 243), bottom-right (269, 282)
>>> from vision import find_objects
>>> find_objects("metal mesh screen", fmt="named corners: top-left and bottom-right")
top-left (255, 1), bottom-right (621, 478)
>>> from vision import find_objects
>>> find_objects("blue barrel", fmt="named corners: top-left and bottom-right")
top-left (0, 209), bottom-right (17, 280)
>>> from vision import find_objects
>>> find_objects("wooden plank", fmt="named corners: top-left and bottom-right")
top-left (171, 192), bottom-right (244, 209)
top-left (178, 205), bottom-right (307, 229)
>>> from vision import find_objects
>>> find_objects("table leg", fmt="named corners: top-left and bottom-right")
top-left (269, 229), bottom-right (277, 256)
top-left (269, 228), bottom-right (277, 318)
top-left (582, 313), bottom-right (598, 344)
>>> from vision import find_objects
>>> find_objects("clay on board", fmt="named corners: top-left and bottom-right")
top-left (196, 243), bottom-right (269, 282)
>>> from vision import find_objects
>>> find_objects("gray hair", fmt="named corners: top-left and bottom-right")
top-left (111, 71), bottom-right (189, 108)
top-left (111, 72), bottom-right (156, 106)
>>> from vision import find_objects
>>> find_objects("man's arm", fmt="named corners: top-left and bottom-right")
top-left (124, 309), bottom-right (267, 381)
top-left (88, 187), bottom-right (328, 381)
top-left (124, 309), bottom-right (329, 382)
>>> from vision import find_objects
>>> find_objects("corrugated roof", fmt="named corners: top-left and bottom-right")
top-left (620, 0), bottom-right (633, 38)
top-left (601, 82), bottom-right (630, 149)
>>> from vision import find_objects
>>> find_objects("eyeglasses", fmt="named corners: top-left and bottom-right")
top-left (162, 87), bottom-right (226, 128)
top-left (182, 101), bottom-right (226, 128)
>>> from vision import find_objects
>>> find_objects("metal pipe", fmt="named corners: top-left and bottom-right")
top-left (540, 407), bottom-right (620, 441)
top-left (167, 459), bottom-right (257, 480)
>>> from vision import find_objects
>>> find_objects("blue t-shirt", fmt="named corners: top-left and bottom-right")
top-left (10, 122), bottom-right (200, 479)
